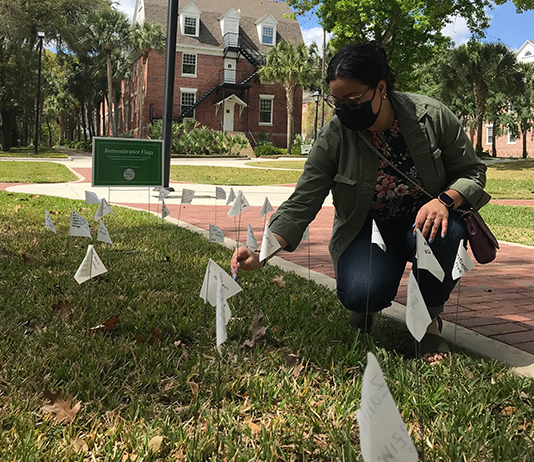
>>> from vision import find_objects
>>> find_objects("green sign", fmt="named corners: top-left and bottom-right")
top-left (92, 137), bottom-right (164, 187)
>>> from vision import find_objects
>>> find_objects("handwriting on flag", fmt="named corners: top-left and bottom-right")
top-left (162, 200), bottom-right (170, 219)
top-left (45, 210), bottom-right (56, 233)
top-left (356, 353), bottom-right (418, 462)
top-left (97, 220), bottom-right (113, 245)
top-left (200, 259), bottom-right (242, 307)
top-left (69, 211), bottom-right (91, 238)
top-left (94, 198), bottom-right (115, 222)
top-left (371, 220), bottom-right (386, 252)
top-left (259, 223), bottom-right (281, 262)
top-left (181, 188), bottom-right (195, 205)
top-left (74, 245), bottom-right (107, 284)
top-left (260, 197), bottom-right (273, 217)
top-left (406, 271), bottom-right (432, 342)
top-left (215, 186), bottom-right (226, 200)
top-left (226, 187), bottom-right (236, 205)
top-left (452, 239), bottom-right (475, 280)
top-left (85, 190), bottom-right (99, 205)
top-left (209, 224), bottom-right (224, 244)
top-left (415, 229), bottom-right (444, 282)
top-left (228, 190), bottom-right (250, 217)
top-left (247, 224), bottom-right (258, 250)
top-left (216, 274), bottom-right (231, 354)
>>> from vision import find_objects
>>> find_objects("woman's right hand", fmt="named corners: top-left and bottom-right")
top-left (230, 247), bottom-right (262, 280)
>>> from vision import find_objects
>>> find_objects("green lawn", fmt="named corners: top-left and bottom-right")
top-left (0, 191), bottom-right (533, 460)
top-left (480, 203), bottom-right (534, 246)
top-left (0, 161), bottom-right (77, 183)
top-left (245, 160), bottom-right (306, 170)
top-left (170, 165), bottom-right (301, 185)
top-left (486, 160), bottom-right (534, 200)
top-left (0, 147), bottom-right (67, 158)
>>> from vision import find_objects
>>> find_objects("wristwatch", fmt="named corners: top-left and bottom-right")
top-left (438, 192), bottom-right (455, 209)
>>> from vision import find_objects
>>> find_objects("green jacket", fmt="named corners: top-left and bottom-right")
top-left (269, 91), bottom-right (491, 275)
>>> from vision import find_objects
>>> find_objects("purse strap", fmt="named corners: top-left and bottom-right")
top-left (357, 131), bottom-right (469, 214)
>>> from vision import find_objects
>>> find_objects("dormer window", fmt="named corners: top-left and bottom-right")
top-left (180, 2), bottom-right (201, 38)
top-left (256, 13), bottom-right (278, 47)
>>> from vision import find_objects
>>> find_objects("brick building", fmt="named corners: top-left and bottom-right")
top-left (112, 0), bottom-right (304, 148)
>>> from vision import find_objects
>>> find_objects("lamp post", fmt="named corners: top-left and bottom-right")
top-left (311, 91), bottom-right (321, 142)
top-left (33, 32), bottom-right (45, 155)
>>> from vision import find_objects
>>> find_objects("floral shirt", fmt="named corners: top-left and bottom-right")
top-left (369, 120), bottom-right (427, 221)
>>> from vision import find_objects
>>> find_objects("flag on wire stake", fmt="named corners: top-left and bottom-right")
top-left (97, 220), bottom-right (113, 245)
top-left (452, 239), bottom-right (475, 280)
top-left (246, 225), bottom-right (258, 250)
top-left (357, 352), bottom-right (418, 462)
top-left (259, 197), bottom-right (273, 217)
top-left (159, 188), bottom-right (171, 200)
top-left (74, 245), bottom-right (107, 284)
top-left (85, 190), bottom-right (99, 205)
top-left (215, 186), bottom-right (226, 200)
top-left (228, 190), bottom-right (250, 217)
top-left (69, 211), bottom-right (92, 238)
top-left (259, 223), bottom-right (281, 263)
top-left (226, 187), bottom-right (236, 205)
top-left (415, 229), bottom-right (444, 282)
top-left (302, 225), bottom-right (309, 241)
top-left (200, 259), bottom-right (242, 307)
top-left (94, 198), bottom-right (115, 222)
top-left (406, 271), bottom-right (432, 342)
top-left (371, 219), bottom-right (386, 252)
top-left (209, 224), bottom-right (225, 244)
top-left (161, 200), bottom-right (170, 219)
top-left (181, 188), bottom-right (195, 205)
top-left (45, 210), bottom-right (56, 233)
top-left (216, 274), bottom-right (231, 356)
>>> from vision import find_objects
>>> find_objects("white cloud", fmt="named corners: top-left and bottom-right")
top-left (301, 26), bottom-right (333, 53)
top-left (441, 16), bottom-right (471, 46)
top-left (115, 0), bottom-right (137, 22)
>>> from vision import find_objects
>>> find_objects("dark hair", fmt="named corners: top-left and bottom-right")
top-left (326, 41), bottom-right (396, 92)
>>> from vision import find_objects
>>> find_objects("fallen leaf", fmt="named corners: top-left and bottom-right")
top-left (13, 205), bottom-right (21, 212)
top-left (188, 381), bottom-right (199, 398)
top-left (282, 353), bottom-right (301, 368)
top-left (52, 301), bottom-right (70, 320)
top-left (42, 389), bottom-right (81, 423)
top-left (242, 312), bottom-right (267, 348)
top-left (271, 275), bottom-right (286, 288)
top-left (122, 454), bottom-right (138, 462)
top-left (31, 195), bottom-right (40, 199)
top-left (501, 406), bottom-right (518, 416)
top-left (292, 363), bottom-right (305, 378)
top-left (90, 313), bottom-right (120, 332)
top-left (247, 421), bottom-right (261, 433)
top-left (464, 367), bottom-right (474, 380)
top-left (148, 435), bottom-right (164, 454)
top-left (67, 438), bottom-right (88, 454)
top-left (134, 333), bottom-right (146, 345)
top-left (148, 327), bottom-right (164, 345)
top-left (174, 341), bottom-right (189, 361)
top-left (520, 391), bottom-right (531, 400)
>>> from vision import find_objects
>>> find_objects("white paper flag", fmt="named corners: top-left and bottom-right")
top-left (181, 188), bottom-right (195, 204)
top-left (94, 198), bottom-right (115, 222)
top-left (209, 224), bottom-right (225, 244)
top-left (226, 187), bottom-right (236, 205)
top-left (371, 220), bottom-right (386, 252)
top-left (74, 245), bottom-right (108, 284)
top-left (69, 211), bottom-right (92, 238)
top-left (406, 271), bottom-right (432, 342)
top-left (215, 186), bottom-right (226, 200)
top-left (452, 239), bottom-right (475, 280)
top-left (415, 229), bottom-right (445, 282)
top-left (246, 224), bottom-right (258, 250)
top-left (97, 220), bottom-right (113, 245)
top-left (228, 190), bottom-right (251, 217)
top-left (259, 223), bottom-right (281, 262)
top-left (200, 259), bottom-right (242, 307)
top-left (356, 353), bottom-right (418, 462)
top-left (158, 188), bottom-right (171, 200)
top-left (85, 190), bottom-right (100, 205)
top-left (260, 197), bottom-right (273, 217)
top-left (162, 200), bottom-right (170, 219)
top-left (45, 210), bottom-right (56, 233)
top-left (302, 225), bottom-right (309, 241)
top-left (216, 274), bottom-right (230, 354)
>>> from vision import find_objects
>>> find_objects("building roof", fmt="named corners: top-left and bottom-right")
top-left (143, 0), bottom-right (303, 52)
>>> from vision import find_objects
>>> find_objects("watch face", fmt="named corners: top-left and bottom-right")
top-left (439, 193), bottom-right (454, 207)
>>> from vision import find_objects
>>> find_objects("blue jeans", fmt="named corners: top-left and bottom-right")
top-left (336, 213), bottom-right (467, 319)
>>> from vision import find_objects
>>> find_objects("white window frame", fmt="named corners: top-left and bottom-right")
top-left (182, 53), bottom-right (197, 77)
top-left (259, 94), bottom-right (274, 126)
top-left (508, 129), bottom-right (516, 144)
top-left (485, 124), bottom-right (493, 145)
top-left (262, 26), bottom-right (274, 46)
top-left (181, 88), bottom-right (197, 119)
top-left (184, 16), bottom-right (198, 36)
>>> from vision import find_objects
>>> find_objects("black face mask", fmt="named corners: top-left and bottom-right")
top-left (336, 87), bottom-right (382, 132)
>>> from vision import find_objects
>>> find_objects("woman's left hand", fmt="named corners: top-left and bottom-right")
top-left (415, 199), bottom-right (449, 242)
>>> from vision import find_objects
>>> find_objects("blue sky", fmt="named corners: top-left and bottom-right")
top-left (116, 0), bottom-right (533, 51)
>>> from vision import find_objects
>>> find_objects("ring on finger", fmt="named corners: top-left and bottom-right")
top-left (426, 217), bottom-right (435, 223)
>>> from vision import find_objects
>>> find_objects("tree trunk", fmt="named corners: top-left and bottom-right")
top-left (286, 83), bottom-right (295, 154)
top-left (139, 54), bottom-right (148, 138)
top-left (46, 118), bottom-right (52, 146)
top-left (1, 108), bottom-right (14, 151)
top-left (522, 123), bottom-right (528, 159)
top-left (491, 117), bottom-right (497, 158)
top-left (106, 50), bottom-right (116, 137)
top-left (81, 100), bottom-right (87, 142)
top-left (473, 82), bottom-right (488, 157)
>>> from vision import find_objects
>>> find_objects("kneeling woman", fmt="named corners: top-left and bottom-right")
top-left (230, 41), bottom-right (490, 363)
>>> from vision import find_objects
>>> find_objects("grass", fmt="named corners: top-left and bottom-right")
top-left (486, 160), bottom-right (534, 200)
top-left (170, 165), bottom-right (301, 185)
top-left (0, 162), bottom-right (77, 183)
top-left (245, 160), bottom-right (306, 170)
top-left (0, 147), bottom-right (68, 158)
top-left (0, 190), bottom-right (533, 461)
top-left (479, 204), bottom-right (534, 246)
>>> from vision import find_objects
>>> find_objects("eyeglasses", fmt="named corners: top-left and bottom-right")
top-left (324, 87), bottom-right (372, 110)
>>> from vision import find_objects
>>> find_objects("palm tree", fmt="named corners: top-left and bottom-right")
top-left (130, 21), bottom-right (166, 137)
top-left (260, 41), bottom-right (320, 154)
top-left (508, 63), bottom-right (534, 159)
top-left (440, 41), bottom-right (523, 157)
top-left (86, 7), bottom-right (130, 137)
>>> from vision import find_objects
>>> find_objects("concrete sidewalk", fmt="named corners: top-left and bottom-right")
top-left (2, 159), bottom-right (534, 377)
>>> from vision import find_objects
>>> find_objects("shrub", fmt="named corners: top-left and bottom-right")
top-left (254, 144), bottom-right (286, 157)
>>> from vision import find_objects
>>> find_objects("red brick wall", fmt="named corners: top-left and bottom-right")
top-left (472, 125), bottom-right (533, 158)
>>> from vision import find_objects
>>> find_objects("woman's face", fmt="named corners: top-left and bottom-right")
top-left (328, 77), bottom-right (387, 114)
